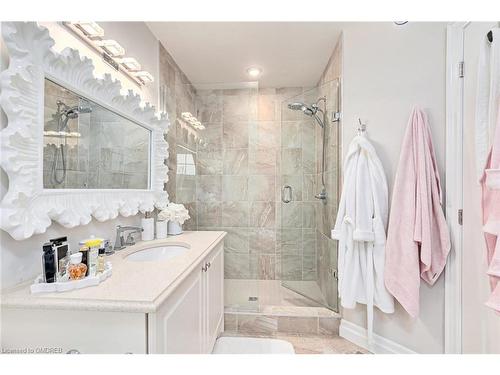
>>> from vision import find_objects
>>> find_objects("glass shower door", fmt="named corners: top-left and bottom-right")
top-left (279, 80), bottom-right (341, 311)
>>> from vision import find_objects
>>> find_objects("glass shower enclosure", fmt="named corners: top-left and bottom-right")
top-left (279, 79), bottom-right (341, 311)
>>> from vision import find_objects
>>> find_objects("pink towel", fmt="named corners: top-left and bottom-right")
top-left (384, 107), bottom-right (451, 318)
top-left (481, 101), bottom-right (500, 313)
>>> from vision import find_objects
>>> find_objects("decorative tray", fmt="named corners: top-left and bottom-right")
top-left (30, 262), bottom-right (112, 294)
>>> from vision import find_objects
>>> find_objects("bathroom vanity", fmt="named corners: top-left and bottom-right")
top-left (0, 231), bottom-right (225, 354)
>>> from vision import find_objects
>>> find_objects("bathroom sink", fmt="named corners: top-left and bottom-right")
top-left (126, 245), bottom-right (189, 262)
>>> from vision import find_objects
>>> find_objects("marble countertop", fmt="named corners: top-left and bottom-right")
top-left (1, 231), bottom-right (226, 313)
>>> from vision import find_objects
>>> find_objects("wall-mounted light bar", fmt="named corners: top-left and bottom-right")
top-left (64, 22), bottom-right (154, 87)
top-left (181, 112), bottom-right (205, 130)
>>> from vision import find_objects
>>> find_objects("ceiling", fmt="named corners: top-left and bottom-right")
top-left (146, 22), bottom-right (342, 88)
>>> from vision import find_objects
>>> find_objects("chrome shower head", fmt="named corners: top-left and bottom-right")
top-left (65, 105), bottom-right (92, 119)
top-left (287, 102), bottom-right (316, 117)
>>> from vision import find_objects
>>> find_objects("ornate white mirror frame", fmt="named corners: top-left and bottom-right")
top-left (0, 22), bottom-right (169, 240)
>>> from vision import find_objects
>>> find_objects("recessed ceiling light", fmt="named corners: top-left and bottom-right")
top-left (247, 67), bottom-right (262, 78)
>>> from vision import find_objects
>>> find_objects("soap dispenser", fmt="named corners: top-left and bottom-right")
top-left (141, 211), bottom-right (154, 241)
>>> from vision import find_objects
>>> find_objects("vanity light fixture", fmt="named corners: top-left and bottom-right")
top-left (96, 40), bottom-right (125, 57)
top-left (72, 22), bottom-right (104, 38)
top-left (63, 22), bottom-right (154, 87)
top-left (133, 71), bottom-right (154, 84)
top-left (119, 57), bottom-right (142, 72)
top-left (246, 67), bottom-right (262, 78)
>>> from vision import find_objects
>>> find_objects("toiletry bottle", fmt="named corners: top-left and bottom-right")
top-left (85, 239), bottom-right (102, 277)
top-left (79, 246), bottom-right (89, 276)
top-left (141, 211), bottom-right (154, 241)
top-left (42, 243), bottom-right (56, 283)
top-left (50, 236), bottom-right (69, 281)
top-left (97, 247), bottom-right (106, 274)
top-left (68, 252), bottom-right (87, 280)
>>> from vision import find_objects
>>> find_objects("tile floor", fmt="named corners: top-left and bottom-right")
top-left (220, 331), bottom-right (369, 354)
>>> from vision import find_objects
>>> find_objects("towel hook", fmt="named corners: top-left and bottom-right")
top-left (357, 118), bottom-right (367, 135)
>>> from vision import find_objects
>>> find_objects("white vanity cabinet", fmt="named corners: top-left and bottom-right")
top-left (0, 241), bottom-right (224, 354)
top-left (147, 243), bottom-right (224, 354)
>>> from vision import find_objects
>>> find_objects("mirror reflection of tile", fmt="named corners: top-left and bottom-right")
top-left (42, 78), bottom-right (150, 190)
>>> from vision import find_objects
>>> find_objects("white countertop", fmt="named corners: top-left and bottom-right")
top-left (0, 231), bottom-right (226, 313)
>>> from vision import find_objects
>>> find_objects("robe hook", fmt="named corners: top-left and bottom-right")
top-left (357, 118), bottom-right (366, 134)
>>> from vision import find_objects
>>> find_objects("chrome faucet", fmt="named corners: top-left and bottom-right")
top-left (114, 225), bottom-right (143, 251)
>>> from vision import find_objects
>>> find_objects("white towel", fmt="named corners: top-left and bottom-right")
top-left (475, 28), bottom-right (500, 180)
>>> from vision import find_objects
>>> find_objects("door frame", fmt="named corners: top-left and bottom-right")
top-left (444, 21), bottom-right (469, 354)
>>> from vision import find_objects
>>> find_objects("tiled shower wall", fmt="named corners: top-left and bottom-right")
top-left (158, 38), bottom-right (341, 287)
top-left (195, 86), bottom-right (316, 281)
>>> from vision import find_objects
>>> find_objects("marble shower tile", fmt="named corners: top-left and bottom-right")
top-left (196, 175), bottom-right (222, 202)
top-left (248, 147), bottom-right (277, 176)
top-left (223, 148), bottom-right (248, 175)
top-left (249, 228), bottom-right (276, 254)
top-left (281, 121), bottom-right (302, 148)
top-left (281, 255), bottom-right (302, 281)
top-left (249, 121), bottom-right (280, 149)
top-left (221, 201), bottom-right (250, 227)
top-left (223, 121), bottom-right (249, 149)
top-left (223, 227), bottom-right (250, 254)
top-left (222, 175), bottom-right (248, 201)
top-left (248, 175), bottom-right (275, 201)
top-left (249, 201), bottom-right (276, 228)
top-left (278, 229), bottom-right (302, 255)
top-left (237, 314), bottom-right (278, 336)
top-left (250, 254), bottom-right (276, 280)
top-left (281, 202), bottom-right (303, 228)
top-left (277, 316), bottom-right (318, 334)
top-left (281, 148), bottom-right (302, 175)
top-left (196, 202), bottom-right (222, 227)
top-left (197, 150), bottom-right (223, 175)
top-left (258, 93), bottom-right (277, 122)
top-left (225, 253), bottom-right (250, 279)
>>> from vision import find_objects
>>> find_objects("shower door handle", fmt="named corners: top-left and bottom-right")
top-left (282, 185), bottom-right (292, 203)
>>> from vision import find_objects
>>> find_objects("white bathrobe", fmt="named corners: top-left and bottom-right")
top-left (332, 134), bottom-right (394, 342)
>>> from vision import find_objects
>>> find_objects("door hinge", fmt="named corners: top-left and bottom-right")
top-left (458, 209), bottom-right (463, 225)
top-left (458, 61), bottom-right (465, 78)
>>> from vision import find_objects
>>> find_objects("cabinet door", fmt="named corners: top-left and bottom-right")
top-left (149, 269), bottom-right (203, 354)
top-left (206, 244), bottom-right (224, 352)
top-left (1, 308), bottom-right (147, 354)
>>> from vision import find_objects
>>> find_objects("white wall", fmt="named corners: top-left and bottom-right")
top-left (0, 22), bottom-right (160, 290)
top-left (462, 21), bottom-right (500, 354)
top-left (341, 22), bottom-right (448, 353)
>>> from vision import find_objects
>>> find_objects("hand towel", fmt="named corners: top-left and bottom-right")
top-left (384, 107), bottom-right (451, 318)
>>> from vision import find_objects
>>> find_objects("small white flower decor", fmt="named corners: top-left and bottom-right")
top-left (157, 203), bottom-right (190, 235)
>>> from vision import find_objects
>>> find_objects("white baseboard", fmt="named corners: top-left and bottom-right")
top-left (339, 319), bottom-right (417, 354)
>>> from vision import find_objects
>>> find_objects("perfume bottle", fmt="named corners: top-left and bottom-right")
top-left (68, 252), bottom-right (87, 280)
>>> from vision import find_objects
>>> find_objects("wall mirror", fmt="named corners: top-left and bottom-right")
top-left (43, 78), bottom-right (151, 190)
top-left (0, 22), bottom-right (169, 240)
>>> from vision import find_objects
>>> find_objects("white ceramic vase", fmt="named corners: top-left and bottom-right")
top-left (156, 220), bottom-right (168, 239)
top-left (168, 221), bottom-right (183, 235)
